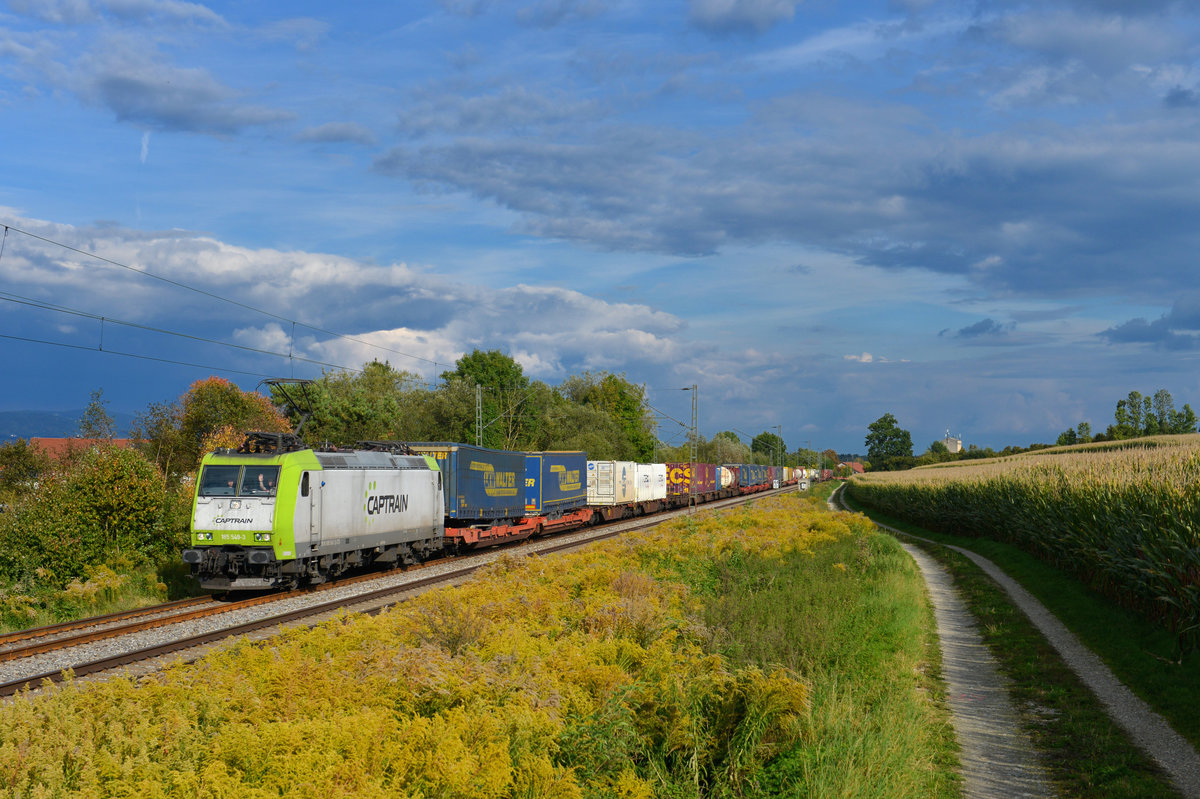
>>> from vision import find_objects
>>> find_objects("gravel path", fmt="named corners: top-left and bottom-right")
top-left (901, 539), bottom-right (1053, 797)
top-left (835, 486), bottom-right (1200, 799)
top-left (939, 538), bottom-right (1200, 798)
top-left (828, 489), bottom-right (1051, 797)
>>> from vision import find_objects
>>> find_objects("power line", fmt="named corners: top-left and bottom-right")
top-left (1, 222), bottom-right (446, 368)
top-left (0, 332), bottom-right (280, 379)
top-left (0, 291), bottom-right (360, 374)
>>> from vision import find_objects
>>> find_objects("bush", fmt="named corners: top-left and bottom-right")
top-left (0, 446), bottom-right (191, 588)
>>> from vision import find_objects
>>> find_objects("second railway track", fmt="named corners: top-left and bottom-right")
top-left (0, 488), bottom-right (788, 698)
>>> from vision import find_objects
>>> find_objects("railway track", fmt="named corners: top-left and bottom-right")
top-left (0, 488), bottom-right (791, 698)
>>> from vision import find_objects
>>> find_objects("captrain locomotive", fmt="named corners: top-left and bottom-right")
top-left (182, 431), bottom-right (809, 590)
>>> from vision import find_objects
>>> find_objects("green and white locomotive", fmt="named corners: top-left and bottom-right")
top-left (183, 433), bottom-right (445, 590)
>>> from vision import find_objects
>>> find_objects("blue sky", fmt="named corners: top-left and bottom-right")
top-left (2, 0), bottom-right (1200, 455)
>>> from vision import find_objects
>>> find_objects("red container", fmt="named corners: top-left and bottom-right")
top-left (666, 462), bottom-right (716, 496)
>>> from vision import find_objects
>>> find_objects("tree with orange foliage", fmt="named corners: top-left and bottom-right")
top-left (133, 377), bottom-right (290, 475)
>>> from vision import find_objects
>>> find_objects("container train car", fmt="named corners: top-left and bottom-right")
top-left (184, 432), bottom-right (793, 590)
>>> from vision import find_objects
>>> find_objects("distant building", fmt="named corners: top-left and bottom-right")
top-left (30, 437), bottom-right (133, 462)
top-left (941, 432), bottom-right (963, 454)
top-left (839, 461), bottom-right (866, 474)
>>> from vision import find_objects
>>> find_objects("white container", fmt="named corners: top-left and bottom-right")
top-left (635, 463), bottom-right (667, 502)
top-left (586, 460), bottom-right (637, 505)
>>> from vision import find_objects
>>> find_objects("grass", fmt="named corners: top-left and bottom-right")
top-left (0, 558), bottom-right (198, 633)
top-left (0, 492), bottom-right (951, 798)
top-left (839, 487), bottom-right (1187, 798)
top-left (693, 491), bottom-right (960, 797)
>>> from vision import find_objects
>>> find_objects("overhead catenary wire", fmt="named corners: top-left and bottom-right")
top-left (0, 332), bottom-right (279, 379)
top-left (0, 222), bottom-right (446, 369)
top-left (0, 290), bottom-right (361, 374)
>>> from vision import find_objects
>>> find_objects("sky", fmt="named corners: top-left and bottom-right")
top-left (2, 0), bottom-right (1200, 456)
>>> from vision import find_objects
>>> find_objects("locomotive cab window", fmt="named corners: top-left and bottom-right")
top-left (241, 466), bottom-right (280, 497)
top-left (199, 465), bottom-right (242, 497)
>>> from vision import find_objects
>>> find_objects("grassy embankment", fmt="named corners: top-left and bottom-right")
top-left (844, 440), bottom-right (1200, 798)
top-left (0, 493), bottom-right (956, 798)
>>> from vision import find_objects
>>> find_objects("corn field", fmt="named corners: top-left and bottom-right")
top-left (847, 435), bottom-right (1200, 654)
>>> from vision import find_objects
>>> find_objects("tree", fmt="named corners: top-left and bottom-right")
top-left (560, 372), bottom-right (656, 461)
top-left (290, 361), bottom-right (428, 447)
top-left (864, 413), bottom-right (913, 469)
top-left (0, 446), bottom-right (189, 586)
top-left (0, 439), bottom-right (50, 500)
top-left (442, 350), bottom-right (535, 449)
top-left (751, 431), bottom-right (786, 465)
top-left (703, 431), bottom-right (751, 465)
top-left (77, 388), bottom-right (115, 440)
top-left (1170, 404), bottom-right (1198, 434)
top-left (1055, 429), bottom-right (1078, 447)
top-left (1076, 421), bottom-right (1092, 443)
top-left (133, 377), bottom-right (289, 474)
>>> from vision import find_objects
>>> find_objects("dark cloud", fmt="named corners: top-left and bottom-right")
top-left (1101, 295), bottom-right (1200, 350)
top-left (1165, 86), bottom-right (1200, 108)
top-left (295, 122), bottom-right (376, 146)
top-left (955, 318), bottom-right (1012, 338)
top-left (689, 0), bottom-right (800, 34)
top-left (438, 0), bottom-right (607, 27)
top-left (373, 90), bottom-right (1200, 302)
top-left (91, 72), bottom-right (292, 133)
top-left (76, 46), bottom-right (294, 134)
top-left (396, 86), bottom-right (599, 138)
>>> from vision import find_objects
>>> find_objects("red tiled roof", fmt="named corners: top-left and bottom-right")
top-left (29, 438), bottom-right (133, 460)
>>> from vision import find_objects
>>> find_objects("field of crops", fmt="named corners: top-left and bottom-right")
top-left (0, 494), bottom-right (936, 798)
top-left (846, 435), bottom-right (1200, 654)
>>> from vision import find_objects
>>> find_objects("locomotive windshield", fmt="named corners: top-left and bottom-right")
top-left (198, 465), bottom-right (280, 497)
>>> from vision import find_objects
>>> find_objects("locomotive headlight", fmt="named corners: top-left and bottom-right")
top-left (254, 533), bottom-right (272, 542)
top-left (229, 500), bottom-right (241, 510)
top-left (196, 532), bottom-right (213, 541)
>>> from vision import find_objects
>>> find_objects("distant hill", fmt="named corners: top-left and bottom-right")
top-left (0, 410), bottom-right (136, 441)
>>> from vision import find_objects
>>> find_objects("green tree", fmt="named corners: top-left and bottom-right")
top-left (751, 431), bottom-right (786, 465)
top-left (1170, 404), bottom-right (1198, 434)
top-left (559, 372), bottom-right (656, 461)
top-left (442, 350), bottom-right (535, 449)
top-left (702, 431), bottom-right (751, 465)
top-left (1055, 429), bottom-right (1078, 447)
top-left (0, 439), bottom-right (50, 500)
top-left (292, 361), bottom-right (428, 447)
top-left (1076, 421), bottom-right (1092, 443)
top-left (77, 388), bottom-right (116, 440)
top-left (131, 400), bottom-right (185, 478)
top-left (0, 447), bottom-right (189, 586)
top-left (864, 413), bottom-right (913, 469)
top-left (1126, 391), bottom-right (1145, 435)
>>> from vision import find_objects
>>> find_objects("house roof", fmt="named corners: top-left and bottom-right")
top-left (29, 438), bottom-right (133, 460)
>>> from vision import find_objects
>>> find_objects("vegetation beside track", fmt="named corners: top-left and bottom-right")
top-left (839, 487), bottom-right (1190, 798)
top-left (0, 493), bottom-right (954, 798)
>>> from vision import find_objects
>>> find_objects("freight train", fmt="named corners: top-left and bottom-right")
top-left (181, 432), bottom-right (808, 590)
